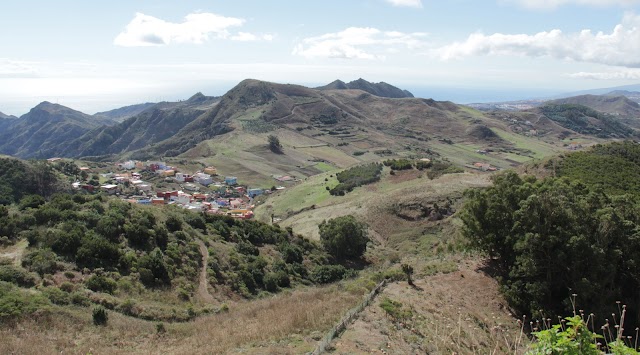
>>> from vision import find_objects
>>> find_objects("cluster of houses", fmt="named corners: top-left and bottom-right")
top-left (72, 160), bottom-right (269, 219)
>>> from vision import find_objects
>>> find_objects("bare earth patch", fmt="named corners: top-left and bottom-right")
top-left (331, 259), bottom-right (526, 354)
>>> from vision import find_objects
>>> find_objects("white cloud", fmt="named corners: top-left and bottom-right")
top-left (230, 32), bottom-right (274, 41)
top-left (434, 12), bottom-right (640, 68)
top-left (568, 70), bottom-right (640, 80)
top-left (385, 0), bottom-right (423, 8)
top-left (293, 27), bottom-right (428, 60)
top-left (0, 58), bottom-right (39, 78)
top-left (509, 0), bottom-right (640, 9)
top-left (114, 12), bottom-right (245, 47)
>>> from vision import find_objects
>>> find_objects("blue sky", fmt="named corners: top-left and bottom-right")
top-left (1, 0), bottom-right (640, 115)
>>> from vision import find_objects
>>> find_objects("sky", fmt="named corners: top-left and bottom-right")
top-left (1, 0), bottom-right (640, 115)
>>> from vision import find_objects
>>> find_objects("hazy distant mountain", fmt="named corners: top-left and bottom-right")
top-left (57, 93), bottom-right (219, 159)
top-left (317, 78), bottom-right (414, 98)
top-left (538, 103), bottom-right (638, 139)
top-left (0, 102), bottom-right (110, 158)
top-left (0, 111), bottom-right (17, 120)
top-left (607, 90), bottom-right (640, 103)
top-left (93, 102), bottom-right (156, 123)
top-left (549, 95), bottom-right (640, 118)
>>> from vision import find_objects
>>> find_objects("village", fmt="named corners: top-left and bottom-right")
top-left (68, 159), bottom-right (286, 220)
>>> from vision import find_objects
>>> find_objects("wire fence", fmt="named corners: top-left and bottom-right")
top-left (311, 279), bottom-right (388, 355)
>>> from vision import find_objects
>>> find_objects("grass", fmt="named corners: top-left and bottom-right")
top-left (0, 286), bottom-right (361, 354)
top-left (492, 128), bottom-right (560, 159)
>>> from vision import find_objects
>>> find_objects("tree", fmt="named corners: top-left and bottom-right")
top-left (401, 263), bottom-right (414, 285)
top-left (268, 135), bottom-right (282, 153)
top-left (319, 215), bottom-right (368, 260)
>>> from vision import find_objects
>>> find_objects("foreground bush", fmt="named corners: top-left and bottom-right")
top-left (0, 281), bottom-right (49, 320)
top-left (461, 170), bottom-right (640, 325)
top-left (92, 306), bottom-right (108, 326)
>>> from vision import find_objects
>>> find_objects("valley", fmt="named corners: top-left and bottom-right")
top-left (2, 78), bottom-right (640, 354)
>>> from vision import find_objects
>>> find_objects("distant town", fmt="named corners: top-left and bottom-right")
top-left (55, 158), bottom-right (295, 220)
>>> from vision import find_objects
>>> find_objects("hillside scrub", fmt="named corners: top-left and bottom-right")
top-left (329, 163), bottom-right (383, 196)
top-left (0, 175), bottom-right (355, 321)
top-left (540, 104), bottom-right (635, 139)
top-left (461, 170), bottom-right (640, 327)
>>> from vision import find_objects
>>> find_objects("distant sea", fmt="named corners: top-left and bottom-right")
top-left (406, 86), bottom-right (559, 104)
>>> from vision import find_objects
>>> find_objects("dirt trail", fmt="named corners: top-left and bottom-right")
top-left (196, 240), bottom-right (215, 304)
top-left (0, 239), bottom-right (28, 266)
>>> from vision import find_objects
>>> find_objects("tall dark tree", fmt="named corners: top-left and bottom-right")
top-left (319, 215), bottom-right (368, 260)
top-left (268, 135), bottom-right (282, 153)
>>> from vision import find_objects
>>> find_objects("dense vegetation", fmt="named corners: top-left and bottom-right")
top-left (555, 141), bottom-right (640, 196)
top-left (461, 165), bottom-right (640, 327)
top-left (0, 158), bottom-right (65, 205)
top-left (540, 104), bottom-right (636, 138)
top-left (329, 163), bottom-right (383, 196)
top-left (383, 159), bottom-right (413, 170)
top-left (0, 170), bottom-right (358, 322)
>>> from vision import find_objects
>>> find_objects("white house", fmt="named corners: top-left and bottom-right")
top-left (194, 173), bottom-right (213, 186)
top-left (175, 173), bottom-right (193, 183)
top-left (170, 192), bottom-right (192, 205)
top-left (121, 160), bottom-right (136, 170)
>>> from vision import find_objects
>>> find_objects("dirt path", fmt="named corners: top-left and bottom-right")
top-left (196, 240), bottom-right (215, 304)
top-left (0, 239), bottom-right (28, 266)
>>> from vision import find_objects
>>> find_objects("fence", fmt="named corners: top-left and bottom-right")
top-left (311, 279), bottom-right (388, 355)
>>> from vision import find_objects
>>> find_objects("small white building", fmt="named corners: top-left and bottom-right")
top-left (194, 173), bottom-right (213, 186)
top-left (175, 173), bottom-right (192, 183)
top-left (170, 192), bottom-right (192, 205)
top-left (121, 160), bottom-right (136, 170)
top-left (101, 184), bottom-right (119, 195)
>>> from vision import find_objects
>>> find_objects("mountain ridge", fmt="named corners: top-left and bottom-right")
top-left (317, 78), bottom-right (414, 98)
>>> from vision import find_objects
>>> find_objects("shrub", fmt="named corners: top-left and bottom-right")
top-left (42, 286), bottom-right (71, 305)
top-left (383, 159), bottom-right (413, 170)
top-left (311, 265), bottom-right (347, 284)
top-left (319, 215), bottom-right (369, 260)
top-left (92, 306), bottom-right (108, 326)
top-left (156, 322), bottom-right (166, 334)
top-left (85, 274), bottom-right (117, 294)
top-left (59, 281), bottom-right (75, 293)
top-left (329, 163), bottom-right (382, 196)
top-left (0, 281), bottom-right (49, 320)
top-left (0, 265), bottom-right (37, 287)
top-left (22, 249), bottom-right (60, 276)
top-left (70, 291), bottom-right (90, 306)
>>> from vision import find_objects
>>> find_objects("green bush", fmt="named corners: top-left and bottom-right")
top-left (319, 215), bottom-right (369, 260)
top-left (0, 265), bottom-right (37, 287)
top-left (85, 274), bottom-right (117, 294)
top-left (21, 249), bottom-right (60, 276)
top-left (70, 291), bottom-right (90, 306)
top-left (0, 281), bottom-right (49, 320)
top-left (383, 159), bottom-right (413, 170)
top-left (461, 169), bottom-right (640, 324)
top-left (92, 306), bottom-right (108, 326)
top-left (311, 265), bottom-right (347, 284)
top-left (526, 315), bottom-right (639, 354)
top-left (330, 163), bottom-right (383, 196)
top-left (42, 286), bottom-right (71, 305)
